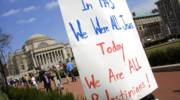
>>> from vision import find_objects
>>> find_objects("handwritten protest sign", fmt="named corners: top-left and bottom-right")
top-left (58, 0), bottom-right (158, 99)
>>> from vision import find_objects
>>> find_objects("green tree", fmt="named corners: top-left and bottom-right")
top-left (151, 8), bottom-right (159, 14)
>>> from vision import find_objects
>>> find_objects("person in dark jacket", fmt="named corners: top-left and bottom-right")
top-left (40, 71), bottom-right (52, 92)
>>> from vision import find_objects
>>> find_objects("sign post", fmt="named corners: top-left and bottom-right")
top-left (58, 0), bottom-right (158, 99)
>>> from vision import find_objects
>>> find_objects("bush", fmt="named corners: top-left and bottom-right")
top-left (148, 49), bottom-right (168, 66)
top-left (5, 87), bottom-right (74, 100)
top-left (0, 90), bottom-right (8, 100)
top-left (146, 40), bottom-right (180, 66)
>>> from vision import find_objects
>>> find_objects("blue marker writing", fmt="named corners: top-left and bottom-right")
top-left (69, 20), bottom-right (88, 41)
top-left (99, 0), bottom-right (115, 9)
top-left (119, 15), bottom-right (134, 30)
top-left (90, 17), bottom-right (109, 35)
top-left (110, 15), bottom-right (121, 30)
top-left (81, 0), bottom-right (93, 11)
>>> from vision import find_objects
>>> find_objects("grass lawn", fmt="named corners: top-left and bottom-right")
top-left (0, 90), bottom-right (8, 100)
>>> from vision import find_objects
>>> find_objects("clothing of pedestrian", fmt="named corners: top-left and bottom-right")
top-left (66, 60), bottom-right (76, 82)
top-left (52, 66), bottom-right (63, 90)
top-left (31, 76), bottom-right (38, 89)
top-left (21, 76), bottom-right (27, 87)
top-left (62, 62), bottom-right (70, 83)
top-left (41, 72), bottom-right (52, 92)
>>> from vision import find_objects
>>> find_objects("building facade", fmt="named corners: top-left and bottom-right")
top-left (156, 0), bottom-right (180, 37)
top-left (134, 15), bottom-right (164, 44)
top-left (7, 34), bottom-right (74, 76)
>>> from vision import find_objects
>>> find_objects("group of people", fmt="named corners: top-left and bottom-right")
top-left (8, 74), bottom-right (38, 89)
top-left (7, 59), bottom-right (77, 92)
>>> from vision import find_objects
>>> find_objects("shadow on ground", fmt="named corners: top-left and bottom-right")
top-left (152, 65), bottom-right (180, 72)
top-left (173, 90), bottom-right (180, 93)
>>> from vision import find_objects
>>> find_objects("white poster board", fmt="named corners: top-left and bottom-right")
top-left (58, 0), bottom-right (158, 99)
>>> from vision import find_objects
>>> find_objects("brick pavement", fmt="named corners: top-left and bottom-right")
top-left (153, 71), bottom-right (180, 100)
top-left (62, 71), bottom-right (180, 100)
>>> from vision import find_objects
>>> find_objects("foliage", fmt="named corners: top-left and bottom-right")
top-left (4, 87), bottom-right (74, 100)
top-left (145, 40), bottom-right (180, 66)
top-left (0, 89), bottom-right (8, 100)
top-left (151, 8), bottom-right (159, 14)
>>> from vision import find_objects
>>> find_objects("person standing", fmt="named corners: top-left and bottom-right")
top-left (60, 61), bottom-right (70, 83)
top-left (31, 74), bottom-right (38, 89)
top-left (25, 74), bottom-right (30, 88)
top-left (52, 66), bottom-right (63, 91)
top-left (41, 71), bottom-right (52, 92)
top-left (21, 76), bottom-right (27, 87)
top-left (66, 60), bottom-right (76, 82)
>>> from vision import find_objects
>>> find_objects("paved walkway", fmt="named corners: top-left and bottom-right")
top-left (62, 71), bottom-right (180, 100)
top-left (62, 79), bottom-right (85, 99)
top-left (153, 71), bottom-right (180, 100)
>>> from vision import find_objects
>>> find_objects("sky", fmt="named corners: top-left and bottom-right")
top-left (0, 0), bottom-right (158, 52)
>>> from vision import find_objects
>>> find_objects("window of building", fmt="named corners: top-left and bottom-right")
top-left (38, 42), bottom-right (48, 48)
top-left (138, 26), bottom-right (143, 30)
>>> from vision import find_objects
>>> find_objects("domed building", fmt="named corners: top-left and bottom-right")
top-left (7, 34), bottom-right (73, 76)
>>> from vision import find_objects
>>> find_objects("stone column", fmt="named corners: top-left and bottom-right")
top-left (38, 55), bottom-right (41, 65)
top-left (43, 54), bottom-right (46, 65)
top-left (52, 51), bottom-right (56, 63)
top-left (48, 52), bottom-right (51, 64)
top-left (45, 53), bottom-right (48, 65)
top-left (54, 50), bottom-right (58, 62)
top-left (58, 50), bottom-right (63, 62)
top-left (36, 55), bottom-right (41, 68)
top-left (41, 54), bottom-right (45, 66)
top-left (35, 55), bottom-right (39, 67)
top-left (31, 52), bottom-right (37, 68)
top-left (46, 52), bottom-right (50, 65)
top-left (52, 51), bottom-right (55, 63)
top-left (54, 51), bottom-right (58, 62)
top-left (43, 53), bottom-right (48, 70)
top-left (49, 52), bottom-right (51, 63)
top-left (42, 54), bottom-right (45, 65)
top-left (39, 55), bottom-right (43, 67)
top-left (63, 49), bottom-right (68, 60)
top-left (45, 52), bottom-right (49, 64)
top-left (51, 51), bottom-right (54, 63)
top-left (56, 50), bottom-right (60, 61)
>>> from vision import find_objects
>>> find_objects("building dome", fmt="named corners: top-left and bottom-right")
top-left (25, 34), bottom-right (53, 45)
top-left (28, 34), bottom-right (49, 40)
top-left (23, 33), bottom-right (58, 51)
